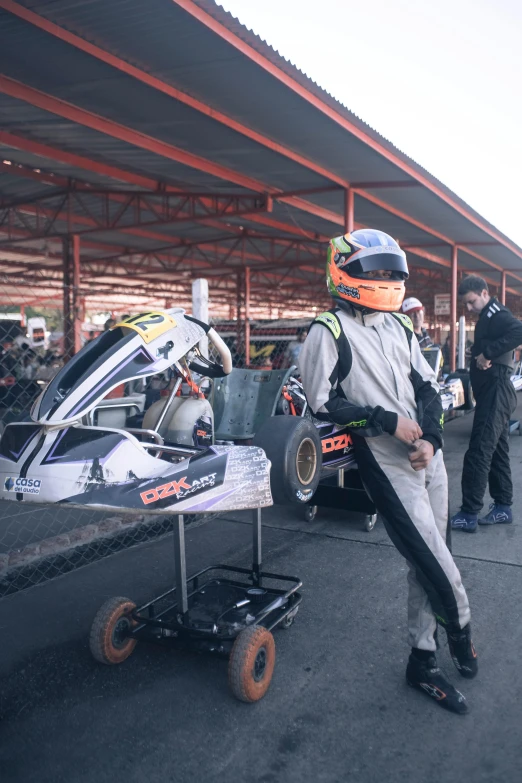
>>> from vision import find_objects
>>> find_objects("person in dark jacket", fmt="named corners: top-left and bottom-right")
top-left (450, 276), bottom-right (522, 532)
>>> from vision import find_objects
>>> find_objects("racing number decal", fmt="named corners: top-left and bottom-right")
top-left (115, 311), bottom-right (177, 344)
top-left (321, 433), bottom-right (352, 453)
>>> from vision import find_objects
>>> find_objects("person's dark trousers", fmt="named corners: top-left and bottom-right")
top-left (461, 367), bottom-right (517, 515)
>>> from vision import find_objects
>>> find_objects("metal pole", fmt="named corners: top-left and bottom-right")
top-left (344, 188), bottom-right (354, 234)
top-left (244, 264), bottom-right (250, 368)
top-left (252, 507), bottom-right (262, 586)
top-left (192, 278), bottom-right (209, 358)
top-left (450, 246), bottom-right (458, 372)
top-left (173, 515), bottom-right (189, 620)
top-left (236, 270), bottom-right (242, 365)
top-left (62, 236), bottom-right (72, 361)
top-left (458, 316), bottom-right (466, 370)
top-left (72, 234), bottom-right (82, 354)
top-left (501, 271), bottom-right (506, 305)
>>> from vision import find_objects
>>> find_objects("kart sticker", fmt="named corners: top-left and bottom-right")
top-left (321, 433), bottom-right (352, 453)
top-left (140, 473), bottom-right (217, 505)
top-left (337, 284), bottom-right (360, 300)
top-left (115, 312), bottom-right (177, 344)
top-left (4, 477), bottom-right (41, 495)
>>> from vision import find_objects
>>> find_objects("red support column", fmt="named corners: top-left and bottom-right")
top-left (20, 303), bottom-right (25, 327)
top-left (500, 271), bottom-right (506, 305)
top-left (72, 234), bottom-right (82, 354)
top-left (62, 234), bottom-right (82, 360)
top-left (450, 246), bottom-right (458, 372)
top-left (344, 188), bottom-right (354, 234)
top-left (244, 265), bottom-right (250, 368)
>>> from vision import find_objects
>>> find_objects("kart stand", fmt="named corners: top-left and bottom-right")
top-left (304, 467), bottom-right (378, 532)
top-left (89, 508), bottom-right (302, 703)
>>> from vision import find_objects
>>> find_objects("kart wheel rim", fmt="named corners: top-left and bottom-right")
top-left (253, 647), bottom-right (267, 681)
top-left (112, 616), bottom-right (132, 649)
top-left (296, 438), bottom-right (317, 485)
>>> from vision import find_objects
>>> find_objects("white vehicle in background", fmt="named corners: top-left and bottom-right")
top-left (26, 317), bottom-right (49, 350)
top-left (0, 313), bottom-right (50, 351)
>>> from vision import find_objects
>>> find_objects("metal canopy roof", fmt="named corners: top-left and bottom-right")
top-left (0, 0), bottom-right (521, 315)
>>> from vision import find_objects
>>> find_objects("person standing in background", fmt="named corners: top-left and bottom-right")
top-left (401, 297), bottom-right (433, 348)
top-left (450, 276), bottom-right (522, 532)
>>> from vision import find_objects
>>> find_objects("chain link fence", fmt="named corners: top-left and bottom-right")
top-left (211, 316), bottom-right (312, 370)
top-left (0, 273), bottom-right (311, 597)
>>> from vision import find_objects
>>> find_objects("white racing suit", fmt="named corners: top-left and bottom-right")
top-left (299, 306), bottom-right (471, 651)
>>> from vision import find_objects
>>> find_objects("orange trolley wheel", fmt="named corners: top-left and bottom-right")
top-left (228, 626), bottom-right (276, 703)
top-left (89, 596), bottom-right (137, 665)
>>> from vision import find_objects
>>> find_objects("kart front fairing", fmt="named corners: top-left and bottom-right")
top-left (32, 309), bottom-right (204, 425)
top-left (0, 308), bottom-right (273, 513)
top-left (0, 422), bottom-right (272, 514)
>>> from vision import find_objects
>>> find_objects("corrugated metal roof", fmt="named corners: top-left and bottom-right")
top-left (0, 0), bottom-right (519, 302)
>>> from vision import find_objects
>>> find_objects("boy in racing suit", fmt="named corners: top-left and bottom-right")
top-left (299, 229), bottom-right (477, 714)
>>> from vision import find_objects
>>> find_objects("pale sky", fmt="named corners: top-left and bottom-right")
top-left (217, 0), bottom-right (522, 248)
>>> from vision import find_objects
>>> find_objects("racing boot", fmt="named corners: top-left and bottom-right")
top-left (446, 623), bottom-right (478, 679)
top-left (406, 650), bottom-right (468, 714)
top-left (450, 510), bottom-right (477, 533)
top-left (479, 503), bottom-right (513, 526)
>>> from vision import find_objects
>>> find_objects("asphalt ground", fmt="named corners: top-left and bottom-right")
top-left (1, 403), bottom-right (522, 783)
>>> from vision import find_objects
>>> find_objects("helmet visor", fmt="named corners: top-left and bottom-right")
top-left (340, 245), bottom-right (409, 280)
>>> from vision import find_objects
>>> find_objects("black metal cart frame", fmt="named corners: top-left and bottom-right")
top-left (128, 508), bottom-right (302, 656)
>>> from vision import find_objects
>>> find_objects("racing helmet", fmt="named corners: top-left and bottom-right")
top-left (326, 229), bottom-right (408, 312)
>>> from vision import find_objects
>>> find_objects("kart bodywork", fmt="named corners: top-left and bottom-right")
top-left (0, 309), bottom-right (272, 514)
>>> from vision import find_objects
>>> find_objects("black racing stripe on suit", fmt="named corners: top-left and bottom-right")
top-left (352, 434), bottom-right (460, 629)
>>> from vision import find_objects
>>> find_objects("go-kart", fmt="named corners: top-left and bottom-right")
top-left (0, 310), bottom-right (324, 514)
top-left (0, 309), bottom-right (323, 702)
top-left (421, 345), bottom-right (475, 412)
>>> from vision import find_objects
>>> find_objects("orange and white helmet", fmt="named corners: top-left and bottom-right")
top-left (326, 229), bottom-right (408, 312)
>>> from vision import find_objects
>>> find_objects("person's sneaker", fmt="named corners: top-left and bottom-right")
top-left (450, 510), bottom-right (478, 533)
top-left (478, 503), bottom-right (513, 526)
top-left (406, 653), bottom-right (468, 714)
top-left (447, 623), bottom-right (478, 679)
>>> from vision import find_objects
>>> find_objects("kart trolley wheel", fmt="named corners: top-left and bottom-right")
top-left (304, 504), bottom-right (318, 523)
top-left (228, 626), bottom-right (276, 702)
top-left (364, 514), bottom-right (377, 532)
top-left (89, 597), bottom-right (137, 665)
top-left (91, 512), bottom-right (303, 704)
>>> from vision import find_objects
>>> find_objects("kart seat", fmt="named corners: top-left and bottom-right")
top-left (212, 366), bottom-right (296, 441)
top-left (89, 394), bottom-right (146, 429)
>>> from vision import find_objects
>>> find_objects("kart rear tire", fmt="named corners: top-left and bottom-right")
top-left (253, 416), bottom-right (322, 504)
top-left (89, 596), bottom-right (137, 665)
top-left (228, 626), bottom-right (275, 702)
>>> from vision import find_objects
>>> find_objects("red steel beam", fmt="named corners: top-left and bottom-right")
top-left (0, 0), bottom-right (348, 190)
top-left (0, 131), bottom-right (328, 243)
top-left (0, 75), bottom-right (343, 226)
top-left (174, 0), bottom-right (522, 262)
top-left (8, 0), bottom-right (518, 273)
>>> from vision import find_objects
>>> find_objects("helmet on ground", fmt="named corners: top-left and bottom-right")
top-left (326, 229), bottom-right (408, 312)
top-left (402, 297), bottom-right (423, 314)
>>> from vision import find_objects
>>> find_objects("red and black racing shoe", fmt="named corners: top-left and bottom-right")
top-left (406, 653), bottom-right (468, 714)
